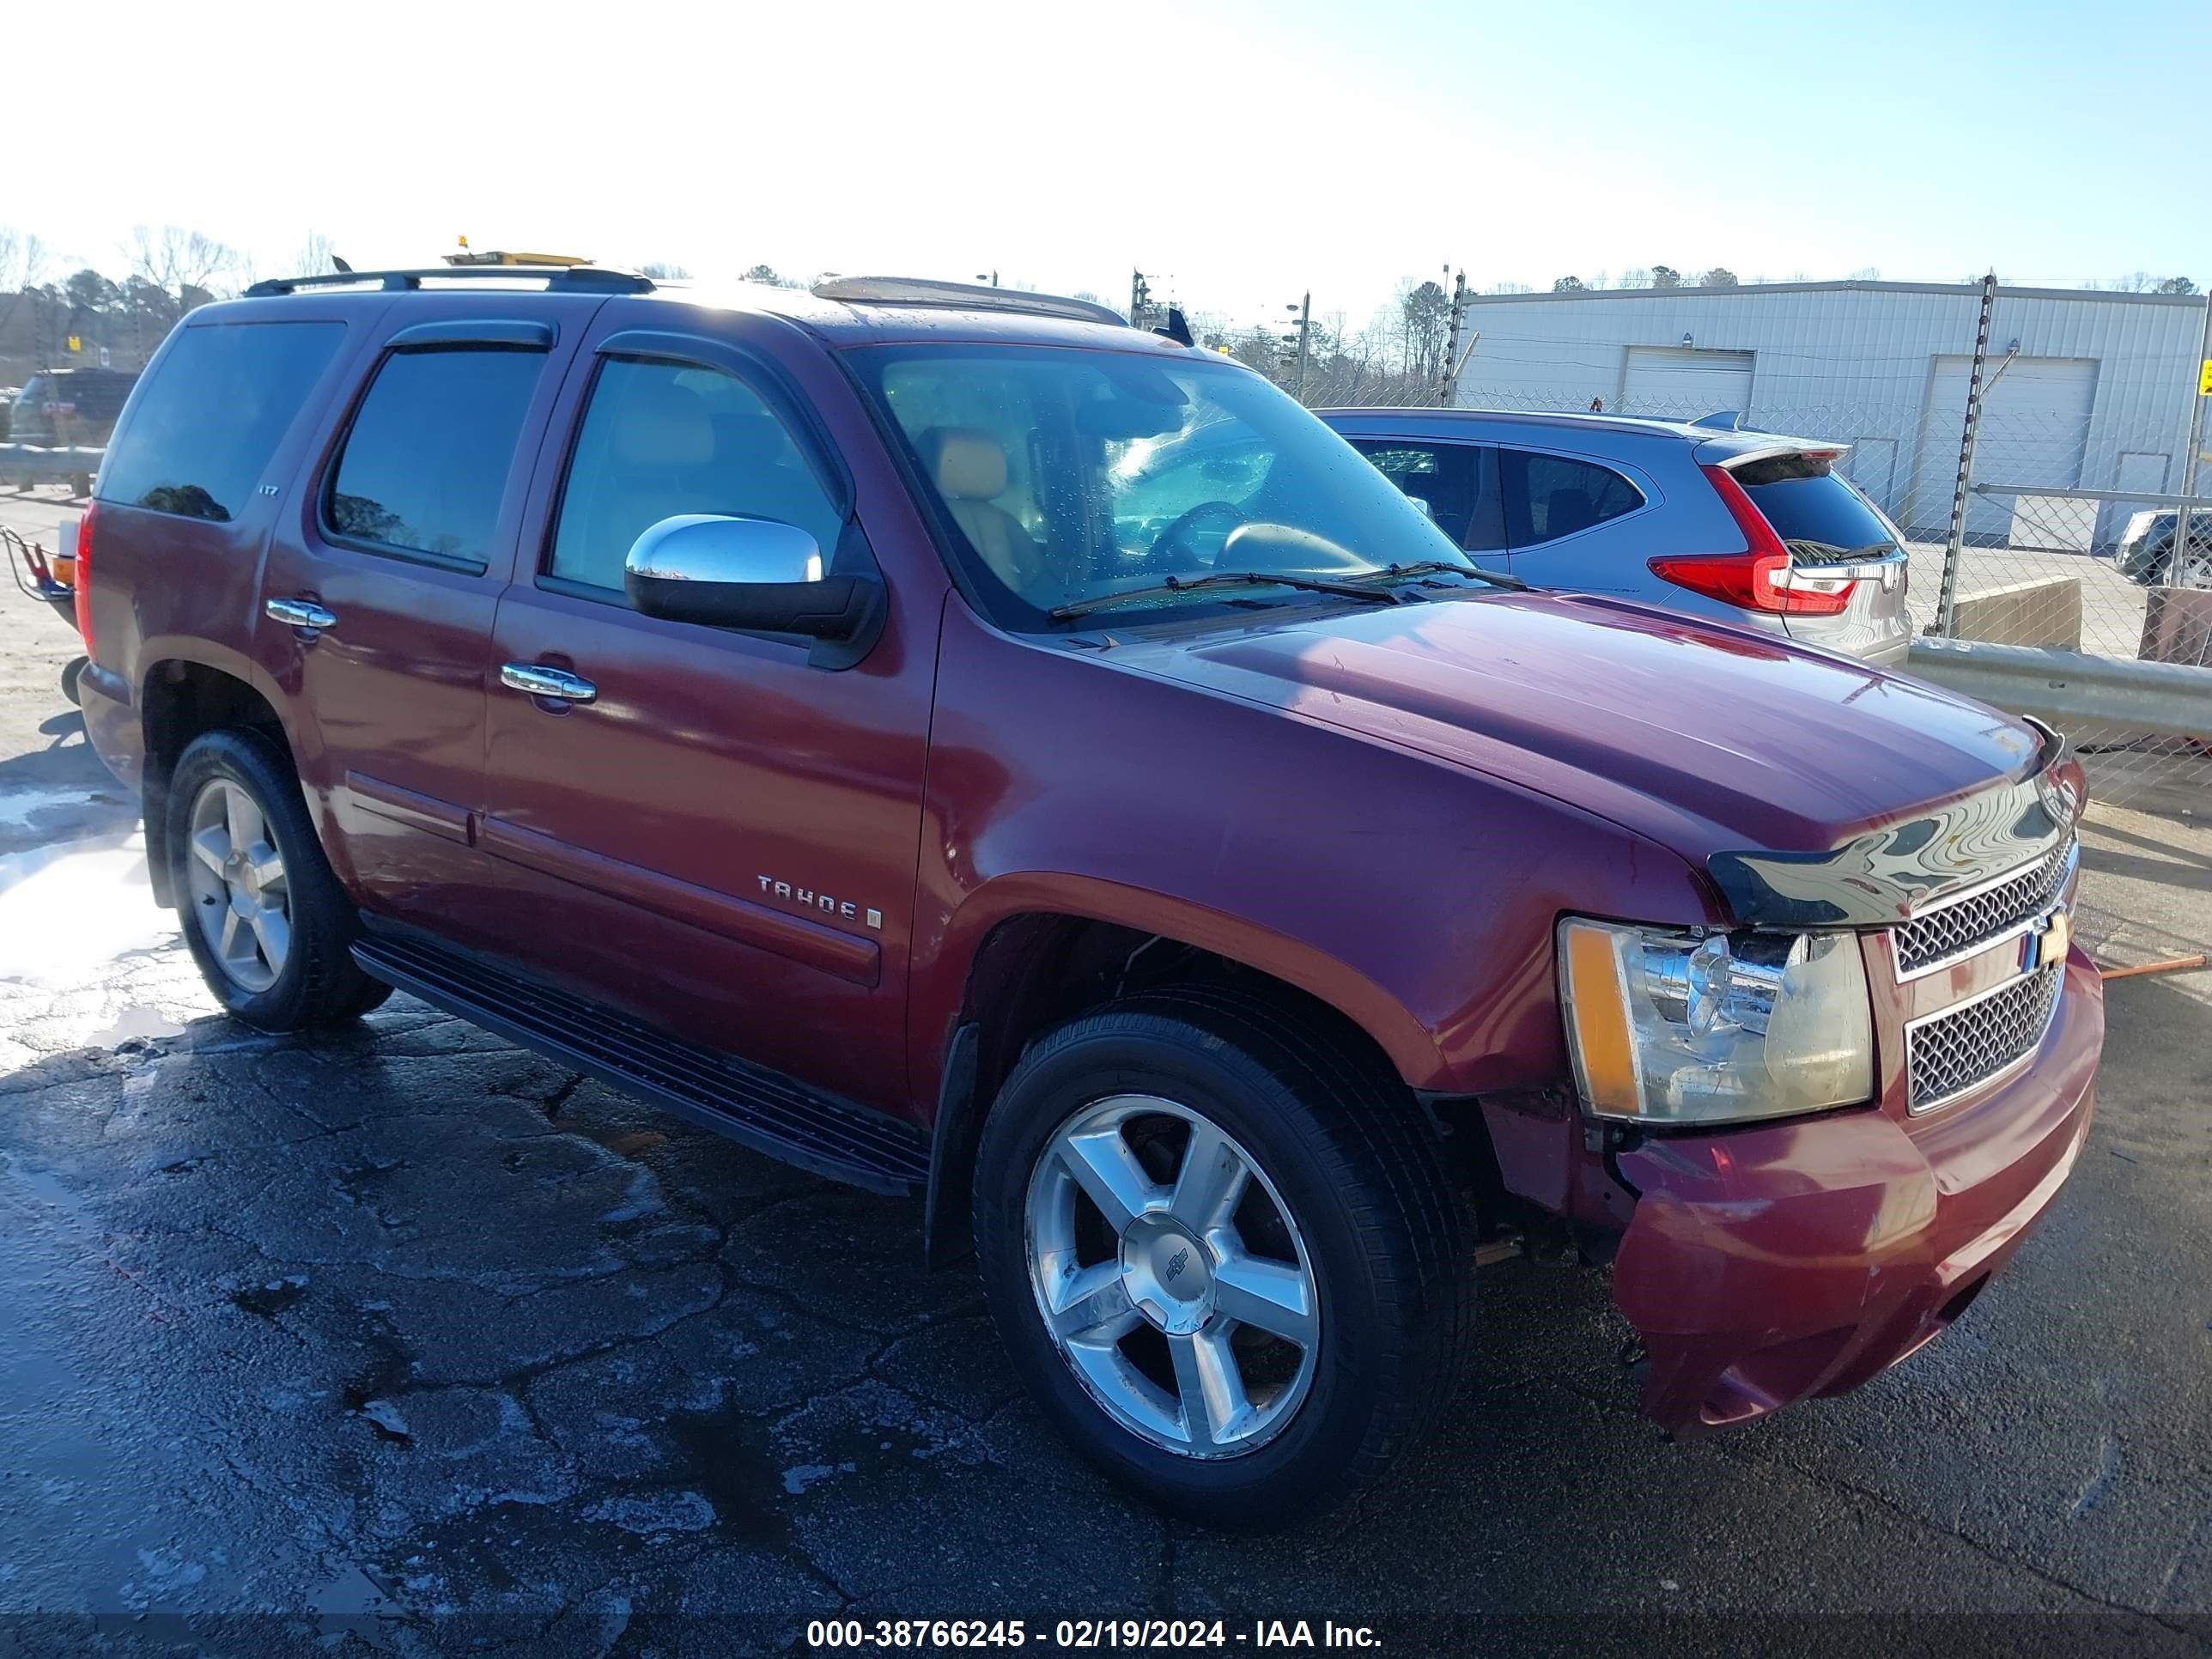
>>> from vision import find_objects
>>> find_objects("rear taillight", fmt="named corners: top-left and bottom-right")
top-left (73, 502), bottom-right (96, 652)
top-left (1649, 465), bottom-right (1855, 617)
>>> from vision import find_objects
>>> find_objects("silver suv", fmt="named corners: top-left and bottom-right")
top-left (1319, 408), bottom-right (1911, 665)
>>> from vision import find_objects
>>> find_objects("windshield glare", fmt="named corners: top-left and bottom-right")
top-left (860, 345), bottom-right (1473, 622)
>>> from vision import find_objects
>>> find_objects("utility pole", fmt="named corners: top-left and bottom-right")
top-left (1130, 270), bottom-right (1153, 330)
top-left (1935, 271), bottom-right (1999, 637)
top-left (1440, 267), bottom-right (1469, 407)
top-left (1279, 293), bottom-right (1311, 401)
top-left (2174, 289), bottom-right (2212, 590)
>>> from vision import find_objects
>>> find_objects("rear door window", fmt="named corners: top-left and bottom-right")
top-left (1501, 450), bottom-right (1644, 547)
top-left (98, 323), bottom-right (345, 522)
top-left (325, 347), bottom-right (546, 570)
top-left (1729, 452), bottom-right (1899, 557)
top-left (1346, 440), bottom-right (1503, 551)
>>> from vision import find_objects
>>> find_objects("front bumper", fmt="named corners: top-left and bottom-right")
top-left (1609, 948), bottom-right (2102, 1435)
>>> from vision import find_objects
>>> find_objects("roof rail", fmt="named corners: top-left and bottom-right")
top-left (244, 266), bottom-right (655, 299)
top-left (811, 276), bottom-right (1127, 328)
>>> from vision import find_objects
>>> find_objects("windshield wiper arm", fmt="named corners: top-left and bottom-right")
top-left (1345, 559), bottom-right (1527, 592)
top-left (1048, 571), bottom-right (1407, 622)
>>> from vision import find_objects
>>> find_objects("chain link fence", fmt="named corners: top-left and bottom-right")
top-left (1433, 294), bottom-right (2212, 965)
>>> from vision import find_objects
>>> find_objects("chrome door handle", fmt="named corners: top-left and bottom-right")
top-left (500, 662), bottom-right (599, 704)
top-left (265, 596), bottom-right (337, 631)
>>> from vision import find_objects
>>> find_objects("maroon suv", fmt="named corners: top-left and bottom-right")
top-left (73, 268), bottom-right (2101, 1527)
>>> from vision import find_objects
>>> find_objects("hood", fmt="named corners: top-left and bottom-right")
top-left (1109, 592), bottom-right (2044, 860)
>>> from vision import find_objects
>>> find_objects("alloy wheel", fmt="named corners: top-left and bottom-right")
top-left (1024, 1095), bottom-right (1320, 1458)
top-left (184, 778), bottom-right (292, 994)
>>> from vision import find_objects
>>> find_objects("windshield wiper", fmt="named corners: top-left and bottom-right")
top-left (1344, 559), bottom-right (1527, 592)
top-left (1048, 571), bottom-right (1408, 622)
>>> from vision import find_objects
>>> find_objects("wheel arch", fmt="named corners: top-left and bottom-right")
top-left (137, 654), bottom-right (294, 908)
top-left (917, 885), bottom-right (1460, 1267)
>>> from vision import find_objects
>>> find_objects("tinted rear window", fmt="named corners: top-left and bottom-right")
top-left (325, 347), bottom-right (545, 568)
top-left (1730, 453), bottom-right (1897, 556)
top-left (100, 323), bottom-right (344, 522)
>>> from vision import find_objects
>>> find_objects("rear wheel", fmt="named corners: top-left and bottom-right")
top-left (973, 988), bottom-right (1472, 1528)
top-left (168, 729), bottom-right (390, 1030)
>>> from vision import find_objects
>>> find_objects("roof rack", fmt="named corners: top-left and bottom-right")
top-left (244, 266), bottom-right (655, 298)
top-left (811, 276), bottom-right (1127, 328)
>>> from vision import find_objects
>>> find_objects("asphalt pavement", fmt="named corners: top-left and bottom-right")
top-left (0, 488), bottom-right (2207, 1658)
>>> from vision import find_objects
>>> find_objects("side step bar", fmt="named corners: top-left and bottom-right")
top-left (351, 932), bottom-right (931, 1196)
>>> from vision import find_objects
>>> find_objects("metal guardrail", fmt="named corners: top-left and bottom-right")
top-left (1908, 637), bottom-right (2212, 738)
top-left (0, 443), bottom-right (103, 486)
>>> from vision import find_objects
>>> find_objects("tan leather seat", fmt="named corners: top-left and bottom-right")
top-left (919, 427), bottom-right (1040, 592)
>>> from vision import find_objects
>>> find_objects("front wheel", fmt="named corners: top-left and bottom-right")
top-left (167, 728), bottom-right (391, 1030)
top-left (973, 988), bottom-right (1472, 1528)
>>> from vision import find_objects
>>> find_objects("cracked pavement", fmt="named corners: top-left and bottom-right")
top-left (2, 490), bottom-right (2209, 1656)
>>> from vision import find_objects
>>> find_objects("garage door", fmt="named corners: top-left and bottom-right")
top-left (1620, 346), bottom-right (1754, 421)
top-left (1905, 356), bottom-right (2098, 539)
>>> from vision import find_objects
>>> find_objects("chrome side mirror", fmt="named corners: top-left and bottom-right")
top-left (623, 514), bottom-right (877, 641)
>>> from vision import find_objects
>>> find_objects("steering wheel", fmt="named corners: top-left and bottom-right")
top-left (1148, 500), bottom-right (1249, 569)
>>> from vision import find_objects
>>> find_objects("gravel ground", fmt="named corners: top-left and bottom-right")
top-left (0, 486), bottom-right (2207, 1658)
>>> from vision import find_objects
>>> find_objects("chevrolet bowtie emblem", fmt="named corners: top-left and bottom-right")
top-left (2027, 907), bottom-right (2070, 972)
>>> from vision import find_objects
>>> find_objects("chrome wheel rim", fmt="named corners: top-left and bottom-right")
top-left (184, 778), bottom-right (291, 994)
top-left (1024, 1095), bottom-right (1320, 1459)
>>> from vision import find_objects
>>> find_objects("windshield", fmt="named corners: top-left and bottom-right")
top-left (855, 345), bottom-right (1474, 623)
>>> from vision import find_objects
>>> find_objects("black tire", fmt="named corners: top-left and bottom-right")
top-left (167, 727), bottom-right (391, 1030)
top-left (59, 656), bottom-right (86, 707)
top-left (972, 986), bottom-right (1473, 1528)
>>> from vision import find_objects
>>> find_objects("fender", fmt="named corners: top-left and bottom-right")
top-left (906, 868), bottom-right (1454, 1115)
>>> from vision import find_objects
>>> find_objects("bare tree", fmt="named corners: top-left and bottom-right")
top-left (1486, 282), bottom-right (1533, 295)
top-left (293, 231), bottom-right (340, 278)
top-left (639, 261), bottom-right (693, 280)
top-left (2113, 271), bottom-right (2156, 292)
top-left (1619, 268), bottom-right (1653, 289)
top-left (0, 227), bottom-right (52, 338)
top-left (127, 225), bottom-right (240, 306)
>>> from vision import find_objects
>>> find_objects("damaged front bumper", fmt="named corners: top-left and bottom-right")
top-left (1608, 950), bottom-right (2102, 1436)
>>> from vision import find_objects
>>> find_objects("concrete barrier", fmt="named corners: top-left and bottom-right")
top-left (1948, 574), bottom-right (2081, 651)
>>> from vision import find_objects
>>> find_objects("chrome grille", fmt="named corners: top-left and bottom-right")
top-left (1906, 964), bottom-right (2063, 1114)
top-left (1893, 836), bottom-right (2075, 977)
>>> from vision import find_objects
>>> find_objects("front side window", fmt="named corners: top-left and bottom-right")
top-left (325, 346), bottom-right (545, 568)
top-left (1502, 450), bottom-right (1644, 548)
top-left (547, 357), bottom-right (843, 593)
top-left (855, 345), bottom-right (1474, 624)
top-left (100, 322), bottom-right (344, 523)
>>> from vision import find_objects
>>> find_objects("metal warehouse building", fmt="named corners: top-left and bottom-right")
top-left (1455, 280), bottom-right (2210, 546)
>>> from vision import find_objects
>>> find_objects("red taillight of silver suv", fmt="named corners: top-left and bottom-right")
top-left (1645, 464), bottom-right (1855, 617)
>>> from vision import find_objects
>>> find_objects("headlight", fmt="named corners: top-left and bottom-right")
top-left (1558, 918), bottom-right (1874, 1124)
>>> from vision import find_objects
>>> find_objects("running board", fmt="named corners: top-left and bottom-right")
top-left (351, 932), bottom-right (930, 1196)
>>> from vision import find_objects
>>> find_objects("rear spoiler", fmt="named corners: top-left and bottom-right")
top-left (1693, 434), bottom-right (1852, 471)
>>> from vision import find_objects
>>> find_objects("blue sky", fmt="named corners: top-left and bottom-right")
top-left (9, 0), bottom-right (2206, 324)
